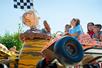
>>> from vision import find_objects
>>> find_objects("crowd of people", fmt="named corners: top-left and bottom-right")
top-left (64, 18), bottom-right (83, 40)
top-left (41, 18), bottom-right (102, 43)
top-left (21, 10), bottom-right (102, 42)
top-left (64, 18), bottom-right (102, 42)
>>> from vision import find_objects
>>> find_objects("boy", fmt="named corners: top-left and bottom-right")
top-left (64, 24), bottom-right (71, 35)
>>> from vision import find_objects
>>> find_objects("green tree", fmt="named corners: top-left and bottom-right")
top-left (0, 32), bottom-right (23, 50)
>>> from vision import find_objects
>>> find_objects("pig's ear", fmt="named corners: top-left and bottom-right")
top-left (43, 20), bottom-right (51, 33)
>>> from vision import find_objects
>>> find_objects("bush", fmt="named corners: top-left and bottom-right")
top-left (0, 32), bottom-right (23, 50)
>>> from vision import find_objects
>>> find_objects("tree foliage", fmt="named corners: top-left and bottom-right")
top-left (0, 32), bottom-right (23, 50)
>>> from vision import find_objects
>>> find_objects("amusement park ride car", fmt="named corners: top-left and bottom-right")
top-left (36, 32), bottom-right (102, 68)
top-left (0, 10), bottom-right (102, 68)
top-left (21, 11), bottom-right (102, 68)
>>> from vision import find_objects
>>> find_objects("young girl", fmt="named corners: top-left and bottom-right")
top-left (87, 22), bottom-right (94, 38)
top-left (66, 18), bottom-right (84, 40)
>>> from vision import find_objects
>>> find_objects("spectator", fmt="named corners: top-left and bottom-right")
top-left (65, 18), bottom-right (84, 40)
top-left (87, 22), bottom-right (94, 38)
top-left (92, 24), bottom-right (102, 41)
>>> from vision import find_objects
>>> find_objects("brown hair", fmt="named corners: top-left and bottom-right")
top-left (87, 22), bottom-right (94, 26)
top-left (95, 24), bottom-right (102, 30)
top-left (71, 18), bottom-right (80, 26)
top-left (65, 24), bottom-right (71, 29)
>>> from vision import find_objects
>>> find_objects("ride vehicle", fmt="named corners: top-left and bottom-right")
top-left (36, 32), bottom-right (102, 68)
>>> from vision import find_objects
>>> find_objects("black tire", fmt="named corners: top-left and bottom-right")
top-left (54, 36), bottom-right (84, 64)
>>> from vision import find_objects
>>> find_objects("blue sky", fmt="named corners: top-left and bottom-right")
top-left (0, 0), bottom-right (102, 35)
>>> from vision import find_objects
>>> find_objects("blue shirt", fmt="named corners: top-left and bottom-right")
top-left (69, 25), bottom-right (83, 40)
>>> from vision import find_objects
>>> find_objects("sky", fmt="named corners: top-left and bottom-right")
top-left (0, 0), bottom-right (102, 35)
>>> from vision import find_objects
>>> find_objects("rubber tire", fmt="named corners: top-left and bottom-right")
top-left (54, 36), bottom-right (84, 64)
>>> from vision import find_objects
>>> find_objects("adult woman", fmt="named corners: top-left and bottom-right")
top-left (87, 22), bottom-right (94, 38)
top-left (65, 18), bottom-right (83, 40)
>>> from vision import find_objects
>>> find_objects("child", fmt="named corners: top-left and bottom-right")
top-left (65, 18), bottom-right (83, 40)
top-left (87, 22), bottom-right (94, 38)
top-left (92, 24), bottom-right (102, 41)
top-left (64, 24), bottom-right (71, 35)
top-left (65, 24), bottom-right (71, 32)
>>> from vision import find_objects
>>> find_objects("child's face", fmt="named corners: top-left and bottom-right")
top-left (87, 24), bottom-right (94, 31)
top-left (66, 26), bottom-right (70, 30)
top-left (93, 26), bottom-right (99, 33)
top-left (71, 20), bottom-right (76, 27)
